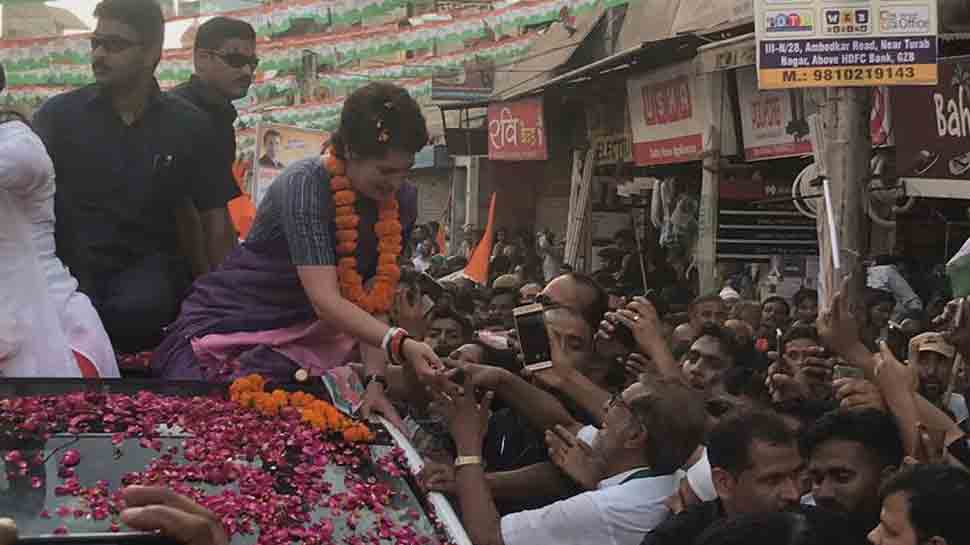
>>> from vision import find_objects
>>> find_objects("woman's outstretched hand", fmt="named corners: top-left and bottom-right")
top-left (403, 339), bottom-right (463, 397)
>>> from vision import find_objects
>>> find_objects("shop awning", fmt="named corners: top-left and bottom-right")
top-left (616, 0), bottom-right (751, 52)
top-left (1, 4), bottom-right (88, 39)
top-left (489, 0), bottom-right (752, 102)
top-left (489, 5), bottom-right (609, 100)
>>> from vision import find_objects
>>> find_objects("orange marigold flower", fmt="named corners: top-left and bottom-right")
top-left (324, 154), bottom-right (346, 176)
top-left (336, 230), bottom-right (358, 243)
top-left (337, 242), bottom-right (357, 255)
top-left (334, 190), bottom-right (356, 207)
top-left (335, 215), bottom-right (359, 229)
top-left (376, 264), bottom-right (400, 277)
top-left (330, 175), bottom-right (350, 191)
top-left (336, 206), bottom-right (355, 217)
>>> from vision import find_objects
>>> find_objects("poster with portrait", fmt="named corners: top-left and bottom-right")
top-left (253, 124), bottom-right (330, 205)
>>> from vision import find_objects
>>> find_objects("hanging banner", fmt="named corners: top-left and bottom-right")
top-left (754, 0), bottom-right (938, 89)
top-left (487, 96), bottom-right (548, 161)
top-left (737, 66), bottom-right (813, 160)
top-left (736, 66), bottom-right (892, 160)
top-left (627, 61), bottom-right (706, 166)
top-left (252, 124), bottom-right (330, 204)
top-left (893, 56), bottom-right (970, 181)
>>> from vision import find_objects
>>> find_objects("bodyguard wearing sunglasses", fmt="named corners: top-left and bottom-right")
top-left (32, 0), bottom-right (241, 354)
top-left (170, 16), bottom-right (256, 233)
top-left (169, 16), bottom-right (256, 273)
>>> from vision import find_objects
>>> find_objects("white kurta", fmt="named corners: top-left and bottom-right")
top-left (0, 120), bottom-right (119, 377)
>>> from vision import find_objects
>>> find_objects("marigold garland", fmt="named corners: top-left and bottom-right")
top-left (323, 147), bottom-right (402, 314)
top-left (230, 374), bottom-right (374, 443)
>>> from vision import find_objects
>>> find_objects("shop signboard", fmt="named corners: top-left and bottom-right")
top-left (893, 56), bottom-right (970, 181)
top-left (754, 0), bottom-right (938, 89)
top-left (736, 66), bottom-right (892, 160)
top-left (627, 61), bottom-right (706, 166)
top-left (487, 97), bottom-right (548, 161)
top-left (591, 133), bottom-right (633, 166)
top-left (717, 209), bottom-right (819, 257)
top-left (737, 66), bottom-right (813, 160)
top-left (253, 123), bottom-right (330, 205)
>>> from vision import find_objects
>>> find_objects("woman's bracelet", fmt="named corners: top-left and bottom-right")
top-left (382, 327), bottom-right (410, 364)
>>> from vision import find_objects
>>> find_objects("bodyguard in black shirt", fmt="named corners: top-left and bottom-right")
top-left (168, 16), bottom-right (255, 280)
top-left (33, 0), bottom-right (240, 353)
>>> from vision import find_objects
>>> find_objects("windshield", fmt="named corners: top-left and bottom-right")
top-left (0, 380), bottom-right (451, 545)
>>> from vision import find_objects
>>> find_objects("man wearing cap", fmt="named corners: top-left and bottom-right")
top-left (910, 332), bottom-right (969, 427)
top-left (719, 286), bottom-right (741, 315)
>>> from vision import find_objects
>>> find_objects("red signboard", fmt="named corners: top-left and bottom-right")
top-left (627, 61), bottom-right (706, 166)
top-left (487, 97), bottom-right (548, 161)
top-left (643, 76), bottom-right (693, 126)
top-left (893, 56), bottom-right (970, 181)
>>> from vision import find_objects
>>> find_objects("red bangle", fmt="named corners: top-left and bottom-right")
top-left (390, 329), bottom-right (409, 364)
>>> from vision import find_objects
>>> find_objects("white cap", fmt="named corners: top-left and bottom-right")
top-left (719, 286), bottom-right (741, 301)
top-left (686, 448), bottom-right (718, 502)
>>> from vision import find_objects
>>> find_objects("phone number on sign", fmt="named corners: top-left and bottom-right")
top-left (760, 63), bottom-right (936, 88)
top-left (790, 66), bottom-right (916, 83)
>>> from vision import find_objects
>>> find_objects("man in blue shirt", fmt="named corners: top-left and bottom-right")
top-left (33, 0), bottom-right (239, 353)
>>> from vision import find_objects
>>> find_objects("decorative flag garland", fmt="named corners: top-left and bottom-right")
top-left (0, 0), bottom-right (608, 85)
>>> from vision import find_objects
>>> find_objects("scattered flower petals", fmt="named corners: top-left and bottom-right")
top-left (0, 374), bottom-right (453, 545)
top-left (60, 449), bottom-right (81, 468)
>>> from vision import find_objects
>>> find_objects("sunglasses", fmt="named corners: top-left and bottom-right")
top-left (205, 50), bottom-right (260, 70)
top-left (90, 35), bottom-right (142, 53)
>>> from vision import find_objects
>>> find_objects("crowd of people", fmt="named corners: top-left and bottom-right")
top-left (3, 1), bottom-right (970, 545)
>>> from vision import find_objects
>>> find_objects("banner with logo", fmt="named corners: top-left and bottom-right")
top-left (754, 0), bottom-right (938, 89)
top-left (627, 61), bottom-right (706, 166)
top-left (736, 66), bottom-right (891, 160)
top-left (487, 97), bottom-right (548, 161)
top-left (893, 56), bottom-right (970, 181)
top-left (252, 124), bottom-right (330, 204)
top-left (736, 66), bottom-right (812, 160)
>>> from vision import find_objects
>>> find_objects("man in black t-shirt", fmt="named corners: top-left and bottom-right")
top-left (642, 410), bottom-right (802, 545)
top-left (33, 0), bottom-right (240, 353)
top-left (170, 16), bottom-right (256, 268)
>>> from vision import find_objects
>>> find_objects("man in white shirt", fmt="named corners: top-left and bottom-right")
top-left (867, 258), bottom-right (922, 319)
top-left (412, 241), bottom-right (433, 273)
top-left (440, 377), bottom-right (707, 545)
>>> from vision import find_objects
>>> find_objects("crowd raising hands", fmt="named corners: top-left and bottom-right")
top-left (5, 268), bottom-right (970, 545)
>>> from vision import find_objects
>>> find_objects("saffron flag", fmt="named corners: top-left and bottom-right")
top-left (463, 193), bottom-right (496, 285)
top-left (436, 224), bottom-right (448, 256)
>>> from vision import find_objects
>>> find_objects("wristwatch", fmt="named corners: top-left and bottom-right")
top-left (363, 373), bottom-right (388, 390)
top-left (454, 455), bottom-right (482, 468)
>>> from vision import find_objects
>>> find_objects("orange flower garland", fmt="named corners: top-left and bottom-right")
top-left (230, 374), bottom-right (374, 443)
top-left (323, 148), bottom-right (402, 314)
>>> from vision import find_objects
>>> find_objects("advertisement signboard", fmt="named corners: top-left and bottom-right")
top-left (754, 0), bottom-right (938, 89)
top-left (487, 97), bottom-right (548, 161)
top-left (253, 124), bottom-right (330, 204)
top-left (736, 66), bottom-right (892, 160)
top-left (627, 61), bottom-right (706, 166)
top-left (893, 56), bottom-right (970, 181)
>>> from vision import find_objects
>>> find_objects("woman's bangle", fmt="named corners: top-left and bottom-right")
top-left (391, 332), bottom-right (411, 365)
top-left (384, 327), bottom-right (409, 364)
top-left (381, 327), bottom-right (398, 357)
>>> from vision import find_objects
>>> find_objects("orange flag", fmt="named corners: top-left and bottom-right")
top-left (436, 224), bottom-right (448, 255)
top-left (463, 193), bottom-right (496, 285)
top-left (228, 160), bottom-right (257, 239)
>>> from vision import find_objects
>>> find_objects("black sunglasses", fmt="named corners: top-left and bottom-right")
top-left (205, 50), bottom-right (259, 70)
top-left (90, 35), bottom-right (143, 53)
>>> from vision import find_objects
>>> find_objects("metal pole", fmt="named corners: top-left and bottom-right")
top-left (818, 87), bottom-right (872, 309)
